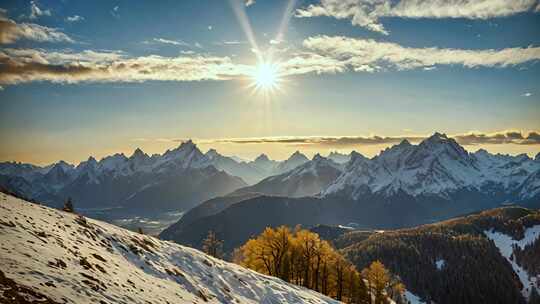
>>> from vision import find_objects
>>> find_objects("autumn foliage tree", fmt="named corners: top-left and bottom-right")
top-left (234, 226), bottom-right (404, 303)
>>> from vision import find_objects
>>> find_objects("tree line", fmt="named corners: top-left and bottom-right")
top-left (220, 226), bottom-right (406, 303)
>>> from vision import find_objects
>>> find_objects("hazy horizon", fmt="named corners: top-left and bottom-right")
top-left (3, 132), bottom-right (539, 167)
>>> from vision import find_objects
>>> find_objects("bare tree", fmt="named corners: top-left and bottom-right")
top-left (202, 230), bottom-right (223, 258)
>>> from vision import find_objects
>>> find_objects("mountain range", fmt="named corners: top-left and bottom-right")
top-left (1, 132), bottom-right (539, 244)
top-left (0, 141), bottom-right (340, 218)
top-left (160, 133), bottom-right (540, 252)
top-left (0, 141), bottom-right (247, 216)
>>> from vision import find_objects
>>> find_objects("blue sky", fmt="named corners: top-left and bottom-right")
top-left (0, 0), bottom-right (539, 164)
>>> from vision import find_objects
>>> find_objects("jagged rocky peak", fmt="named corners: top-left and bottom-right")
top-left (164, 139), bottom-right (203, 160)
top-left (474, 148), bottom-right (489, 156)
top-left (45, 162), bottom-right (69, 176)
top-left (327, 151), bottom-right (352, 164)
top-left (397, 138), bottom-right (412, 147)
top-left (205, 148), bottom-right (220, 158)
top-left (254, 153), bottom-right (271, 162)
top-left (349, 151), bottom-right (366, 161)
top-left (131, 148), bottom-right (146, 158)
top-left (312, 153), bottom-right (324, 162)
top-left (420, 132), bottom-right (452, 148)
top-left (284, 151), bottom-right (309, 164)
top-left (78, 156), bottom-right (98, 169)
top-left (514, 153), bottom-right (531, 162)
top-left (416, 132), bottom-right (469, 159)
top-left (179, 139), bottom-right (196, 149)
top-left (53, 160), bottom-right (75, 171)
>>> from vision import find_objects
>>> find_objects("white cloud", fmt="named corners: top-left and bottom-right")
top-left (296, 0), bottom-right (539, 34)
top-left (2, 35), bottom-right (539, 87)
top-left (221, 40), bottom-right (245, 45)
top-left (302, 35), bottom-right (540, 71)
top-left (111, 6), bottom-right (120, 18)
top-left (29, 1), bottom-right (51, 19)
top-left (279, 52), bottom-right (347, 76)
top-left (0, 48), bottom-right (254, 86)
top-left (152, 38), bottom-right (190, 46)
top-left (208, 25), bottom-right (213, 30)
top-left (522, 92), bottom-right (533, 97)
top-left (0, 13), bottom-right (74, 44)
top-left (207, 130), bottom-right (540, 146)
top-left (245, 0), bottom-right (256, 7)
top-left (66, 15), bottom-right (84, 22)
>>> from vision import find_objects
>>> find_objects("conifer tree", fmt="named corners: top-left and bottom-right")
top-left (62, 197), bottom-right (74, 213)
top-left (202, 230), bottom-right (223, 259)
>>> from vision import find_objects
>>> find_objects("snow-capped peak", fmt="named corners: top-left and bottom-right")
top-left (288, 150), bottom-right (308, 162)
top-left (327, 151), bottom-right (351, 164)
top-left (254, 153), bottom-right (270, 162)
top-left (52, 160), bottom-right (75, 172)
top-left (77, 156), bottom-right (98, 171)
top-left (312, 153), bottom-right (324, 162)
top-left (205, 148), bottom-right (220, 159)
top-left (276, 151), bottom-right (309, 174)
top-left (130, 147), bottom-right (146, 159)
top-left (323, 132), bottom-right (540, 199)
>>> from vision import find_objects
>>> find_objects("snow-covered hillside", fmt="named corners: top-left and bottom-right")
top-left (0, 193), bottom-right (339, 304)
top-left (232, 154), bottom-right (343, 198)
top-left (484, 225), bottom-right (540, 298)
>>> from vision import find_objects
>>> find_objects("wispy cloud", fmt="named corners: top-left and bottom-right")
top-left (521, 92), bottom-right (533, 97)
top-left (280, 51), bottom-right (347, 75)
top-left (296, 0), bottom-right (539, 35)
top-left (220, 40), bottom-right (246, 45)
top-left (66, 15), bottom-right (84, 22)
top-left (454, 131), bottom-right (540, 145)
top-left (206, 130), bottom-right (540, 147)
top-left (2, 33), bottom-right (540, 87)
top-left (0, 48), bottom-right (253, 87)
top-left (111, 5), bottom-right (120, 18)
top-left (245, 0), bottom-right (256, 7)
top-left (151, 38), bottom-right (190, 46)
top-left (302, 36), bottom-right (540, 72)
top-left (29, 1), bottom-right (51, 20)
top-left (0, 10), bottom-right (74, 44)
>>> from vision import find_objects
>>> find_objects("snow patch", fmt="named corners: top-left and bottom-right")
top-left (484, 225), bottom-right (540, 298)
top-left (435, 259), bottom-right (445, 270)
top-left (404, 290), bottom-right (427, 304)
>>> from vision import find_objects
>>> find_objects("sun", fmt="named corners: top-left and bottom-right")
top-left (252, 62), bottom-right (281, 91)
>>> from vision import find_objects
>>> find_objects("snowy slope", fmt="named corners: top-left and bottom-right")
top-left (404, 291), bottom-right (426, 304)
top-left (275, 151), bottom-right (310, 174)
top-left (232, 154), bottom-right (343, 198)
top-left (484, 225), bottom-right (540, 298)
top-left (327, 152), bottom-right (351, 164)
top-left (0, 192), bottom-right (339, 304)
